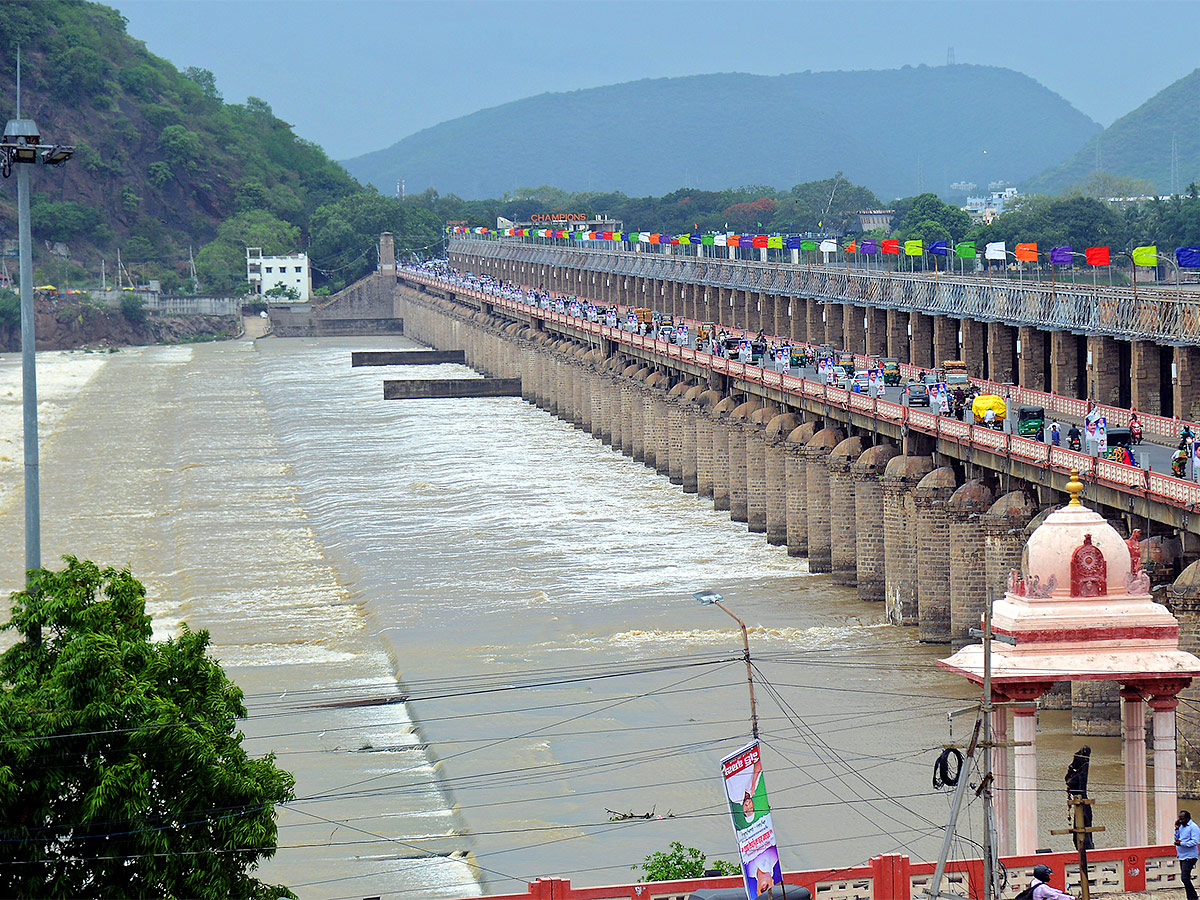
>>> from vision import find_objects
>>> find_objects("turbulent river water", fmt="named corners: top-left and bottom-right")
top-left (0, 336), bottom-right (1132, 900)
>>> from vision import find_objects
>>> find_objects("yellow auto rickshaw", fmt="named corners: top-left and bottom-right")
top-left (972, 394), bottom-right (1007, 430)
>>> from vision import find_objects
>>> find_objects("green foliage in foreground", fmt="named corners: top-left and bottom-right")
top-left (0, 558), bottom-right (296, 899)
top-left (636, 841), bottom-right (740, 882)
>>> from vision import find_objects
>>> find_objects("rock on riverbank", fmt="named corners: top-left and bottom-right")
top-left (0, 297), bottom-right (238, 352)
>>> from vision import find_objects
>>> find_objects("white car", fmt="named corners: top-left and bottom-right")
top-left (851, 370), bottom-right (871, 393)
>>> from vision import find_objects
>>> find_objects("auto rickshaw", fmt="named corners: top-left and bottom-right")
top-left (750, 341), bottom-right (768, 365)
top-left (881, 358), bottom-right (901, 385)
top-left (790, 347), bottom-right (807, 368)
top-left (698, 322), bottom-right (716, 343)
top-left (972, 394), bottom-right (1007, 429)
top-left (837, 351), bottom-right (855, 371)
top-left (1016, 406), bottom-right (1045, 440)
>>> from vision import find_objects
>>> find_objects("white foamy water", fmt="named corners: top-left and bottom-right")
top-left (0, 336), bottom-right (1135, 900)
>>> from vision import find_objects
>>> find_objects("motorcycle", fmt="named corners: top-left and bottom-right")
top-left (1173, 454), bottom-right (1188, 479)
top-left (1067, 433), bottom-right (1082, 452)
top-left (1130, 420), bottom-right (1143, 445)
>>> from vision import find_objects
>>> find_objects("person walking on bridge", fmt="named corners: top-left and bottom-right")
top-left (1178, 810), bottom-right (1200, 900)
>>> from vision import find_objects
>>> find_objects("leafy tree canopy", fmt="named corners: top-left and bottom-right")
top-left (635, 841), bottom-right (739, 882)
top-left (0, 558), bottom-right (295, 899)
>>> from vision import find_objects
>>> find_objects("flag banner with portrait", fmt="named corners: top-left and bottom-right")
top-left (721, 740), bottom-right (783, 900)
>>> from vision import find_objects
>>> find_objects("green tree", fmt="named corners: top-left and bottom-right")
top-left (158, 124), bottom-right (202, 172)
top-left (183, 66), bottom-right (222, 103)
top-left (196, 210), bottom-right (301, 294)
top-left (120, 293), bottom-right (147, 325)
top-left (0, 289), bottom-right (18, 331)
top-left (0, 557), bottom-right (296, 899)
top-left (635, 842), bottom-right (739, 882)
top-left (264, 283), bottom-right (301, 301)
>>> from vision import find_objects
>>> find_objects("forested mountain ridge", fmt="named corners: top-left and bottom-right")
top-left (0, 0), bottom-right (362, 292)
top-left (1025, 67), bottom-right (1200, 196)
top-left (343, 65), bottom-right (1101, 202)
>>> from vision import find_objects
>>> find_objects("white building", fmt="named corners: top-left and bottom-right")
top-left (246, 248), bottom-right (311, 301)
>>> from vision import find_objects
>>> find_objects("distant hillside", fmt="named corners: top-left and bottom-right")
top-left (1026, 67), bottom-right (1200, 195)
top-left (0, 1), bottom-right (361, 290)
top-left (343, 65), bottom-right (1100, 201)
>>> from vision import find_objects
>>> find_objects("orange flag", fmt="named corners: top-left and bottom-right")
top-left (1015, 242), bottom-right (1038, 262)
top-left (845, 239), bottom-right (857, 253)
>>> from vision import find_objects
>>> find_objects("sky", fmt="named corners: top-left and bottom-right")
top-left (116, 0), bottom-right (1200, 164)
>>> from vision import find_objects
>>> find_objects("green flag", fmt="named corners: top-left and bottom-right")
top-left (800, 240), bottom-right (818, 251)
top-left (701, 234), bottom-right (715, 246)
top-left (1132, 245), bottom-right (1158, 266)
top-left (954, 242), bottom-right (977, 259)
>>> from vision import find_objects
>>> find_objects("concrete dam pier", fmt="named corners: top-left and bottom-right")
top-left (352, 350), bottom-right (467, 366)
top-left (382, 377), bottom-right (523, 399)
top-left (393, 275), bottom-right (1200, 780)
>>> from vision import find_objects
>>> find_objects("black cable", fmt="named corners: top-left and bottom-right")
top-left (933, 747), bottom-right (964, 789)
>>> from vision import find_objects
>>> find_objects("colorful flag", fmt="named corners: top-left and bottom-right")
top-left (820, 238), bottom-right (838, 253)
top-left (752, 235), bottom-right (768, 249)
top-left (714, 233), bottom-right (727, 247)
top-left (768, 235), bottom-right (784, 249)
top-left (728, 235), bottom-right (741, 247)
top-left (701, 234), bottom-right (715, 246)
top-left (1049, 246), bottom-right (1074, 266)
top-left (678, 234), bottom-right (691, 245)
top-left (904, 240), bottom-right (923, 256)
top-left (1178, 247), bottom-right (1200, 268)
top-left (1085, 246), bottom-right (1109, 266)
top-left (928, 240), bottom-right (949, 256)
top-left (882, 239), bottom-right (900, 255)
top-left (954, 241), bottom-right (977, 259)
top-left (860, 239), bottom-right (878, 254)
top-left (1015, 242), bottom-right (1038, 262)
top-left (785, 236), bottom-right (803, 250)
top-left (845, 239), bottom-right (857, 253)
top-left (985, 241), bottom-right (1006, 261)
top-left (799, 239), bottom-right (818, 251)
top-left (1132, 245), bottom-right (1158, 266)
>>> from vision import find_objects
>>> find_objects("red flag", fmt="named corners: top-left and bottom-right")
top-left (1015, 242), bottom-right (1038, 262)
top-left (752, 235), bottom-right (768, 248)
top-left (882, 239), bottom-right (899, 255)
top-left (1085, 246), bottom-right (1110, 266)
top-left (602, 231), bottom-right (614, 240)
top-left (845, 239), bottom-right (857, 253)
top-left (670, 236), bottom-right (680, 245)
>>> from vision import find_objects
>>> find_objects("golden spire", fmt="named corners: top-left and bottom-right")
top-left (1066, 469), bottom-right (1084, 506)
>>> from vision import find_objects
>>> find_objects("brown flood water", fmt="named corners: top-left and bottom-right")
top-left (0, 337), bottom-right (1133, 900)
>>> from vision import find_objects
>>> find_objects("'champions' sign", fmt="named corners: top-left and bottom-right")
top-left (530, 213), bottom-right (588, 223)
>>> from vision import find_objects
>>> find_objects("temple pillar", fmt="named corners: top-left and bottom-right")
top-left (992, 703), bottom-right (1011, 856)
top-left (1121, 685), bottom-right (1149, 847)
top-left (1151, 689), bottom-right (1184, 844)
top-left (1013, 704), bottom-right (1039, 855)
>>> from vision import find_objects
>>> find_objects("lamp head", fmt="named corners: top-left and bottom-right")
top-left (2, 118), bottom-right (40, 146)
top-left (41, 145), bottom-right (73, 165)
top-left (693, 590), bottom-right (723, 606)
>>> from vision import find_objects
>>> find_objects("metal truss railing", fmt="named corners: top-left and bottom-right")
top-left (450, 237), bottom-right (1200, 345)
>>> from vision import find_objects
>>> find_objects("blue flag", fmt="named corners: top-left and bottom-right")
top-left (785, 236), bottom-right (805, 250)
top-left (1177, 246), bottom-right (1200, 269)
top-left (928, 240), bottom-right (949, 256)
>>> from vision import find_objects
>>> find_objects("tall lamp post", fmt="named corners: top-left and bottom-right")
top-left (693, 590), bottom-right (759, 739)
top-left (3, 88), bottom-right (74, 644)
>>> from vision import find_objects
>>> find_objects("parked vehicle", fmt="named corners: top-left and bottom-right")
top-left (972, 394), bottom-right (1007, 429)
top-left (906, 382), bottom-right (930, 407)
top-left (1017, 406), bottom-right (1045, 440)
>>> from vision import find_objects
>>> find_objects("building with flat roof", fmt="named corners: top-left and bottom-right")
top-left (246, 248), bottom-right (311, 301)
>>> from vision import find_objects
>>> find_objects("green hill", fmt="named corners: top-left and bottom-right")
top-left (342, 65), bottom-right (1101, 201)
top-left (0, 0), bottom-right (361, 291)
top-left (1026, 67), bottom-right (1200, 195)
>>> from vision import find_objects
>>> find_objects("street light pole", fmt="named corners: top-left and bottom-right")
top-left (4, 68), bottom-right (74, 645)
top-left (694, 590), bottom-right (759, 739)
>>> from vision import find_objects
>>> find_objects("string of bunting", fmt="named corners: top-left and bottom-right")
top-left (446, 226), bottom-right (1200, 268)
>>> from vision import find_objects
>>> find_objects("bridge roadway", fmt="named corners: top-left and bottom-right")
top-left (450, 237), bottom-right (1200, 424)
top-left (399, 269), bottom-right (1200, 543)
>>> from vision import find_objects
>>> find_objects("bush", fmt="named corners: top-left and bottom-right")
top-left (0, 290), bottom-right (19, 330)
top-left (120, 293), bottom-right (147, 326)
top-left (635, 842), bottom-right (739, 882)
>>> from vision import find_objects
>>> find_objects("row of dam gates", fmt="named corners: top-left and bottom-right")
top-left (385, 260), bottom-right (1200, 788)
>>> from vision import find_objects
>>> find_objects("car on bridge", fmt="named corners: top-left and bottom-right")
top-left (906, 382), bottom-right (930, 407)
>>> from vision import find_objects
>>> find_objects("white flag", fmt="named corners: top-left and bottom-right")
top-left (985, 241), bottom-right (1007, 261)
top-left (638, 232), bottom-right (651, 242)
top-left (820, 239), bottom-right (838, 253)
top-left (714, 234), bottom-right (727, 247)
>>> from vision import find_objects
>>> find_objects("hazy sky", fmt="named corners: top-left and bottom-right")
top-left (116, 0), bottom-right (1200, 163)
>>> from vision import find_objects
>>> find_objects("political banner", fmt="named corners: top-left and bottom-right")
top-left (1193, 441), bottom-right (1200, 481)
top-left (721, 741), bottom-right (783, 900)
top-left (607, 310), bottom-right (618, 327)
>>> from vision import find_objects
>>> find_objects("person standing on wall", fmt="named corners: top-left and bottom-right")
top-left (1177, 810), bottom-right (1200, 900)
